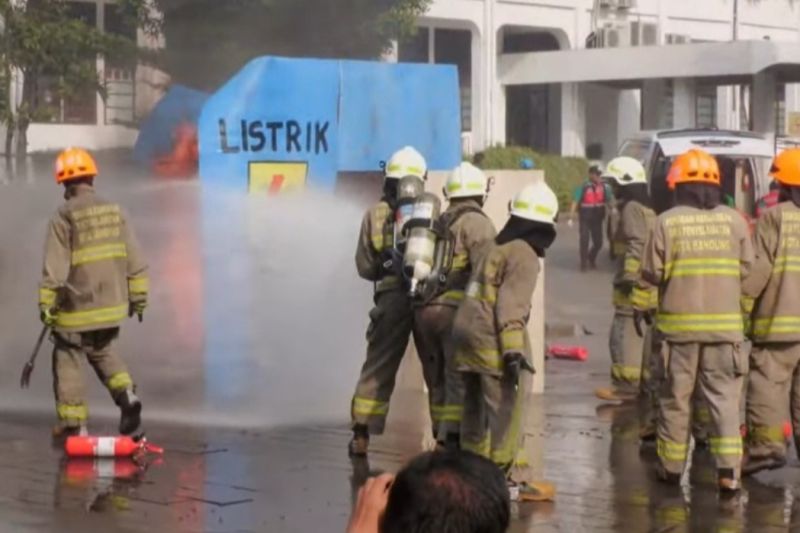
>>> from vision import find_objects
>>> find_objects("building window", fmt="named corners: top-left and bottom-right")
top-left (104, 4), bottom-right (137, 125)
top-left (434, 29), bottom-right (472, 133)
top-left (33, 1), bottom-right (98, 125)
top-left (398, 28), bottom-right (429, 63)
top-left (696, 82), bottom-right (717, 128)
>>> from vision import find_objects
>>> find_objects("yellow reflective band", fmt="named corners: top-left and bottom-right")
top-left (39, 287), bottom-right (57, 306)
top-left (631, 287), bottom-right (656, 309)
top-left (371, 234), bottom-right (385, 251)
top-left (387, 164), bottom-right (424, 176)
top-left (71, 243), bottom-right (127, 266)
top-left (500, 329), bottom-right (525, 352)
top-left (665, 258), bottom-right (740, 279)
top-left (128, 277), bottom-right (149, 295)
top-left (774, 255), bottom-right (800, 273)
top-left (657, 313), bottom-right (743, 333)
top-left (57, 403), bottom-right (88, 421)
top-left (376, 276), bottom-right (401, 292)
top-left (752, 316), bottom-right (800, 336)
top-left (462, 434), bottom-right (490, 457)
top-left (465, 282), bottom-right (497, 304)
top-left (657, 439), bottom-right (688, 462)
top-left (740, 296), bottom-right (755, 314)
top-left (694, 405), bottom-right (711, 424)
top-left (709, 436), bottom-right (743, 457)
top-left (656, 507), bottom-right (688, 526)
top-left (455, 348), bottom-right (503, 372)
top-left (107, 372), bottom-right (133, 391)
top-left (56, 304), bottom-right (128, 329)
top-left (749, 425), bottom-right (786, 444)
top-left (431, 404), bottom-right (463, 423)
top-left (352, 397), bottom-right (389, 417)
top-left (612, 364), bottom-right (642, 382)
top-left (624, 258), bottom-right (641, 274)
top-left (452, 253), bottom-right (469, 270)
top-left (442, 290), bottom-right (465, 302)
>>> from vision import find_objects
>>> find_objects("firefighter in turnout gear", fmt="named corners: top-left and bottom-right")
top-left (41, 148), bottom-right (148, 439)
top-left (453, 182), bottom-right (558, 502)
top-left (743, 148), bottom-right (800, 475)
top-left (349, 147), bottom-right (427, 457)
top-left (633, 149), bottom-right (753, 492)
top-left (595, 157), bottom-right (656, 404)
top-left (412, 162), bottom-right (496, 449)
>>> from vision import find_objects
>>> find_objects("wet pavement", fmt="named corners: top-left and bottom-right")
top-left (2, 161), bottom-right (800, 531)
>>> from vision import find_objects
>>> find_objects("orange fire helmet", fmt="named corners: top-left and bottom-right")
top-left (54, 148), bottom-right (98, 184)
top-left (770, 148), bottom-right (800, 187)
top-left (666, 149), bottom-right (720, 191)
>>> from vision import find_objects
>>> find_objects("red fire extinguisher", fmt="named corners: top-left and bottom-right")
top-left (63, 458), bottom-right (143, 485)
top-left (65, 435), bottom-right (164, 458)
top-left (547, 344), bottom-right (589, 362)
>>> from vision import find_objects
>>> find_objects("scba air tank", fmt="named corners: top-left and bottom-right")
top-left (403, 192), bottom-right (441, 296)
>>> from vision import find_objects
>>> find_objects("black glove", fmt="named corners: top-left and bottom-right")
top-left (503, 352), bottom-right (535, 383)
top-left (129, 301), bottom-right (146, 323)
top-left (617, 282), bottom-right (634, 297)
top-left (633, 309), bottom-right (653, 338)
top-left (379, 248), bottom-right (403, 275)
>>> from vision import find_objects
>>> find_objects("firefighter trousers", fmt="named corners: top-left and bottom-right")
top-left (746, 343), bottom-right (800, 460)
top-left (608, 311), bottom-right (649, 395)
top-left (461, 371), bottom-right (525, 471)
top-left (657, 342), bottom-right (746, 477)
top-left (412, 304), bottom-right (461, 441)
top-left (351, 290), bottom-right (415, 435)
top-left (52, 328), bottom-right (134, 428)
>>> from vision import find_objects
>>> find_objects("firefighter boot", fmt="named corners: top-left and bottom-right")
top-left (595, 387), bottom-right (637, 403)
top-left (718, 469), bottom-right (741, 493)
top-left (508, 479), bottom-right (556, 503)
top-left (348, 424), bottom-right (370, 458)
top-left (52, 424), bottom-right (88, 439)
top-left (118, 389), bottom-right (142, 436)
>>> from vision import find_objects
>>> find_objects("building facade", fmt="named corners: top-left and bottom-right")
top-left (390, 0), bottom-right (800, 160)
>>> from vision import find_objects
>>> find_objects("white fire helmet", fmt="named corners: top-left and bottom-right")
top-left (444, 162), bottom-right (490, 201)
top-left (509, 182), bottom-right (559, 225)
top-left (385, 146), bottom-right (428, 181)
top-left (602, 156), bottom-right (647, 186)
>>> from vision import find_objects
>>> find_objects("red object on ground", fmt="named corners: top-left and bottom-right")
top-left (64, 458), bottom-right (142, 483)
top-left (547, 344), bottom-right (589, 361)
top-left (65, 435), bottom-right (164, 458)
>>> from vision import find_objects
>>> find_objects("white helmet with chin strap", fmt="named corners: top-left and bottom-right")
top-left (602, 156), bottom-right (647, 186)
top-left (385, 146), bottom-right (428, 181)
top-left (509, 182), bottom-right (559, 225)
top-left (444, 162), bottom-right (490, 202)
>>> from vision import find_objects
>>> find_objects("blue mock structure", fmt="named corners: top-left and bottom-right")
top-left (198, 56), bottom-right (462, 191)
top-left (133, 85), bottom-right (208, 165)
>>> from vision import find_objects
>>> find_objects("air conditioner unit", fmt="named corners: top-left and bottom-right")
top-left (598, 25), bottom-right (631, 48)
top-left (631, 21), bottom-right (658, 46)
top-left (666, 33), bottom-right (691, 45)
top-left (598, 0), bottom-right (636, 9)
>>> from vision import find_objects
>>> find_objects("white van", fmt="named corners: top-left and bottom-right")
top-left (617, 129), bottom-right (775, 217)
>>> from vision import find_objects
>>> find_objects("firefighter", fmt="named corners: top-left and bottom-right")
top-left (412, 162), bottom-right (496, 449)
top-left (453, 181), bottom-right (559, 502)
top-left (594, 157), bottom-right (656, 404)
top-left (40, 148), bottom-right (148, 439)
top-left (633, 149), bottom-right (753, 492)
top-left (742, 148), bottom-right (800, 475)
top-left (349, 146), bottom-right (427, 457)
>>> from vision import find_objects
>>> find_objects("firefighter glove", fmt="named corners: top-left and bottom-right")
top-left (633, 309), bottom-right (653, 338)
top-left (129, 301), bottom-right (146, 323)
top-left (503, 352), bottom-right (535, 383)
top-left (39, 306), bottom-right (57, 327)
top-left (380, 248), bottom-right (403, 275)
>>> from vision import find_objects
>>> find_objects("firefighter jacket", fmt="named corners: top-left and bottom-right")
top-left (39, 184), bottom-right (149, 333)
top-left (634, 205), bottom-right (753, 343)
top-left (428, 199), bottom-right (497, 307)
top-left (355, 200), bottom-right (400, 293)
top-left (452, 240), bottom-right (539, 377)
top-left (613, 200), bottom-right (657, 314)
top-left (743, 202), bottom-right (800, 343)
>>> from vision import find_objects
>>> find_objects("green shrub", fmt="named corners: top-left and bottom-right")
top-left (471, 146), bottom-right (589, 210)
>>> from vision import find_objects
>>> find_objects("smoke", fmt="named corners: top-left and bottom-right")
top-left (0, 161), bottom-right (371, 429)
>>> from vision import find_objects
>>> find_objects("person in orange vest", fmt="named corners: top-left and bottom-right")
top-left (569, 165), bottom-right (613, 271)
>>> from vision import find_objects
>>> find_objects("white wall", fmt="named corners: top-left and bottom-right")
top-left (26, 124), bottom-right (138, 153)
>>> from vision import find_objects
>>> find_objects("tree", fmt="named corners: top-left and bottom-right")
top-left (0, 0), bottom-right (157, 158)
top-left (153, 0), bottom-right (431, 91)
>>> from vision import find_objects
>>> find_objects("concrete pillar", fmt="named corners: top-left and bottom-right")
top-left (95, 1), bottom-right (105, 127)
top-left (617, 89), bottom-right (641, 150)
top-left (752, 71), bottom-right (778, 135)
top-left (641, 79), bottom-right (670, 130)
top-left (672, 79), bottom-right (696, 129)
top-left (561, 83), bottom-right (586, 157)
top-left (470, 27), bottom-right (482, 152)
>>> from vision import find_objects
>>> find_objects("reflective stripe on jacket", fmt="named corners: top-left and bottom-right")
top-left (355, 200), bottom-right (399, 293)
top-left (39, 184), bottom-right (148, 333)
top-left (611, 200), bottom-right (656, 312)
top-left (635, 205), bottom-right (753, 343)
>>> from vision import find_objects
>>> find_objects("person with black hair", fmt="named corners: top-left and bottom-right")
top-left (743, 148), bottom-right (800, 476)
top-left (570, 164), bottom-right (613, 271)
top-left (451, 182), bottom-right (558, 502)
top-left (633, 149), bottom-right (753, 493)
top-left (595, 157), bottom-right (657, 406)
top-left (347, 451), bottom-right (510, 533)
